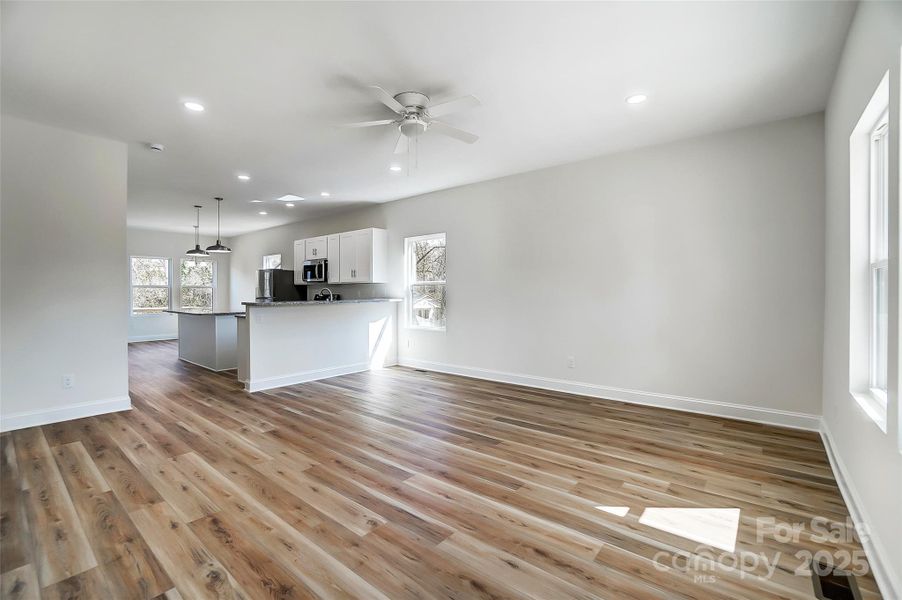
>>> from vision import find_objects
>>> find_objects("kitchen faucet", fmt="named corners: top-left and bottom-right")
top-left (319, 287), bottom-right (334, 302)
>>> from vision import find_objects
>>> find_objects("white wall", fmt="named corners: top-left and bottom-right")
top-left (127, 227), bottom-right (231, 341)
top-left (230, 113), bottom-right (825, 427)
top-left (1, 115), bottom-right (130, 431)
top-left (822, 2), bottom-right (902, 595)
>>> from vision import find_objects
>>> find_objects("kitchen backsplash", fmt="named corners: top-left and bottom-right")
top-left (304, 283), bottom-right (391, 301)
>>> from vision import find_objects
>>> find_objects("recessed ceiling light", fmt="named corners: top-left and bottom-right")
top-left (389, 165), bottom-right (402, 172)
top-left (625, 94), bottom-right (648, 104)
top-left (285, 203), bottom-right (295, 207)
top-left (237, 174), bottom-right (251, 181)
top-left (258, 211), bottom-right (268, 215)
top-left (278, 194), bottom-right (303, 202)
top-left (183, 101), bottom-right (205, 112)
top-left (250, 200), bottom-right (263, 203)
top-left (320, 191), bottom-right (330, 197)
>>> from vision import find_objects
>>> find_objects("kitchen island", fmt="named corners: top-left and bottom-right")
top-left (237, 298), bottom-right (401, 392)
top-left (164, 309), bottom-right (245, 371)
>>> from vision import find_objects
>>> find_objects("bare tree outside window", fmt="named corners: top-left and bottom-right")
top-left (131, 257), bottom-right (170, 314)
top-left (180, 258), bottom-right (215, 309)
top-left (406, 234), bottom-right (446, 329)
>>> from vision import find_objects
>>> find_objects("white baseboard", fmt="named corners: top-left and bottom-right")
top-left (397, 358), bottom-right (821, 431)
top-left (128, 334), bottom-right (178, 342)
top-left (0, 395), bottom-right (131, 432)
top-left (246, 362), bottom-right (371, 392)
top-left (177, 357), bottom-right (236, 372)
top-left (820, 420), bottom-right (900, 599)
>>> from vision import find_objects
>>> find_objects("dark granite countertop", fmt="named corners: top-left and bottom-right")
top-left (164, 309), bottom-right (246, 316)
top-left (242, 298), bottom-right (402, 307)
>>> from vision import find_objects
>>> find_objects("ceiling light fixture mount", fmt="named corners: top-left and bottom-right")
top-left (625, 94), bottom-right (648, 104)
top-left (205, 197), bottom-right (232, 253)
top-left (183, 101), bottom-right (205, 112)
top-left (185, 205), bottom-right (209, 256)
top-left (237, 174), bottom-right (250, 181)
top-left (320, 191), bottom-right (330, 197)
top-left (277, 194), bottom-right (303, 202)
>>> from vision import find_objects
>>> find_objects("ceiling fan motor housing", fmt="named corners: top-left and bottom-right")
top-left (394, 91), bottom-right (431, 137)
top-left (394, 91), bottom-right (429, 110)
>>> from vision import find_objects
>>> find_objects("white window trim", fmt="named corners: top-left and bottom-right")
top-left (848, 72), bottom-right (890, 433)
top-left (179, 257), bottom-right (216, 310)
top-left (852, 391), bottom-right (888, 433)
top-left (129, 255), bottom-right (172, 316)
top-left (404, 233), bottom-right (446, 332)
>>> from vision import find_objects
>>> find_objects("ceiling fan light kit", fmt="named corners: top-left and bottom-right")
top-left (345, 85), bottom-right (481, 165)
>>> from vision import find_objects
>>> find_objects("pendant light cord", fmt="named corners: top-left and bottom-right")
top-left (194, 205), bottom-right (201, 246)
top-left (215, 197), bottom-right (223, 242)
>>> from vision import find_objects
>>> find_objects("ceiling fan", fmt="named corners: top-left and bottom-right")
top-left (344, 86), bottom-right (480, 154)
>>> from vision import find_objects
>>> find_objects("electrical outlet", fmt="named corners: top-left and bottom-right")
top-left (567, 356), bottom-right (576, 369)
top-left (62, 374), bottom-right (75, 389)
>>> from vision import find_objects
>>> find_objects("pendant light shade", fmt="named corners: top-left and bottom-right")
top-left (186, 205), bottom-right (209, 256)
top-left (206, 196), bottom-right (232, 253)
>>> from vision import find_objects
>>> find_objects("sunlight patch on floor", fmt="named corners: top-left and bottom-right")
top-left (638, 507), bottom-right (741, 552)
top-left (594, 505), bottom-right (630, 517)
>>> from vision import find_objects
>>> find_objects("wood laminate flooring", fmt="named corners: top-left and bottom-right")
top-left (0, 340), bottom-right (881, 599)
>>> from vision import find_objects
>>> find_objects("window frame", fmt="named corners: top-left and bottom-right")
top-left (129, 255), bottom-right (172, 316)
top-left (179, 256), bottom-right (216, 310)
top-left (404, 233), bottom-right (447, 331)
top-left (868, 110), bottom-right (890, 402)
top-left (849, 71), bottom-right (891, 433)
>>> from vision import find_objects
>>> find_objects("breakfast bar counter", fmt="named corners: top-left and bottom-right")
top-left (237, 299), bottom-right (401, 391)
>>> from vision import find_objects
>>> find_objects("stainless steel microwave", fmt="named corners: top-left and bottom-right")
top-left (301, 259), bottom-right (327, 283)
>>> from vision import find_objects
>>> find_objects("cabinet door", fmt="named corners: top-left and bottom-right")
top-left (327, 235), bottom-right (340, 283)
top-left (353, 229), bottom-right (373, 282)
top-left (293, 240), bottom-right (305, 285)
top-left (339, 232), bottom-right (356, 282)
top-left (305, 237), bottom-right (327, 260)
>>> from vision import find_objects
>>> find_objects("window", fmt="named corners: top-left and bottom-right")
top-left (180, 257), bottom-right (215, 309)
top-left (849, 71), bottom-right (890, 431)
top-left (869, 110), bottom-right (889, 397)
top-left (263, 253), bottom-right (282, 269)
top-left (405, 233), bottom-right (446, 329)
top-left (130, 256), bottom-right (171, 315)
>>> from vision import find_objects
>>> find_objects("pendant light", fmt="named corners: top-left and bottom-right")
top-left (206, 196), bottom-right (232, 253)
top-left (186, 205), bottom-right (209, 256)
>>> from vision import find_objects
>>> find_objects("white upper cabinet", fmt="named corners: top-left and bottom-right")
top-left (338, 231), bottom-right (355, 282)
top-left (305, 236), bottom-right (327, 260)
top-left (338, 228), bottom-right (387, 284)
top-left (327, 235), bottom-right (340, 284)
top-left (292, 240), bottom-right (305, 285)
top-left (295, 228), bottom-right (386, 284)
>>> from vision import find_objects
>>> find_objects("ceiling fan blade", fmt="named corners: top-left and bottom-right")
top-left (427, 95), bottom-right (480, 118)
top-left (369, 85), bottom-right (405, 114)
top-left (394, 134), bottom-right (409, 154)
top-left (341, 119), bottom-right (396, 128)
top-left (428, 121), bottom-right (479, 144)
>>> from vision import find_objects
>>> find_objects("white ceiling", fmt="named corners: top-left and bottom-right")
top-left (2, 1), bottom-right (855, 237)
